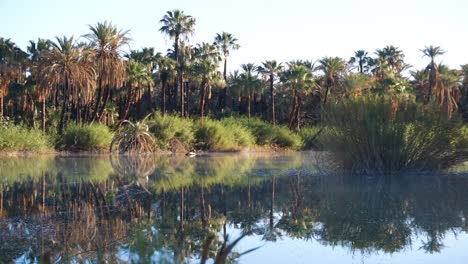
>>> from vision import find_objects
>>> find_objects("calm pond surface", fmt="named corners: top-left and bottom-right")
top-left (0, 152), bottom-right (467, 263)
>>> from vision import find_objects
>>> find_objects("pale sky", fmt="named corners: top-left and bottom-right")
top-left (2, 0), bottom-right (467, 72)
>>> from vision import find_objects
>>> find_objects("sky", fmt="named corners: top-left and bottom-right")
top-left (1, 0), bottom-right (467, 72)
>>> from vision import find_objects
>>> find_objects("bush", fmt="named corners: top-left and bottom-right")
top-left (0, 122), bottom-right (53, 152)
top-left (298, 126), bottom-right (324, 149)
top-left (110, 117), bottom-right (157, 154)
top-left (321, 95), bottom-right (466, 173)
top-left (61, 123), bottom-right (113, 151)
top-left (150, 113), bottom-right (195, 149)
top-left (230, 117), bottom-right (302, 149)
top-left (194, 119), bottom-right (254, 151)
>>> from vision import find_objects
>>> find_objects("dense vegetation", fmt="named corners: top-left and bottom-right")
top-left (0, 10), bottom-right (467, 169)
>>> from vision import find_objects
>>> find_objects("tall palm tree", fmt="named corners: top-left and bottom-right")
top-left (192, 42), bottom-right (222, 118)
top-left (121, 60), bottom-right (154, 122)
top-left (281, 64), bottom-right (315, 129)
top-left (0, 37), bottom-right (16, 118)
top-left (349, 50), bottom-right (371, 73)
top-left (126, 48), bottom-right (160, 112)
top-left (421, 45), bottom-right (446, 103)
top-left (214, 32), bottom-right (240, 109)
top-left (318, 56), bottom-right (346, 105)
top-left (410, 69), bottom-right (429, 101)
top-left (156, 56), bottom-right (176, 115)
top-left (28, 38), bottom-right (51, 131)
top-left (434, 64), bottom-right (461, 118)
top-left (375, 45), bottom-right (406, 75)
top-left (85, 21), bottom-right (130, 122)
top-left (239, 63), bottom-right (261, 118)
top-left (159, 9), bottom-right (196, 116)
top-left (257, 60), bottom-right (283, 126)
top-left (36, 36), bottom-right (96, 133)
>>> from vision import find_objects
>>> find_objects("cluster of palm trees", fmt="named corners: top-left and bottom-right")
top-left (0, 9), bottom-right (467, 134)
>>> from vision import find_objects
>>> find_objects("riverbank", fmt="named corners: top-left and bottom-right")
top-left (1, 115), bottom-right (319, 155)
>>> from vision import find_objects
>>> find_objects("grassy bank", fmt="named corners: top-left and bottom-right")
top-left (321, 95), bottom-right (467, 173)
top-left (0, 122), bottom-right (53, 152)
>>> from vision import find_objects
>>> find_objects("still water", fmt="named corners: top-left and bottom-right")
top-left (0, 153), bottom-right (467, 263)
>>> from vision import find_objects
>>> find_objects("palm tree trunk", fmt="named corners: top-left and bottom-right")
top-left (0, 95), bottom-right (3, 119)
top-left (323, 83), bottom-right (330, 105)
top-left (42, 98), bottom-right (46, 132)
top-left (289, 90), bottom-right (297, 129)
top-left (161, 79), bottom-right (167, 116)
top-left (147, 84), bottom-right (152, 112)
top-left (223, 57), bottom-right (228, 109)
top-left (91, 78), bottom-right (103, 122)
top-left (200, 81), bottom-right (207, 118)
top-left (121, 86), bottom-right (133, 122)
top-left (179, 75), bottom-right (184, 117)
top-left (247, 94), bottom-right (251, 118)
top-left (97, 85), bottom-right (111, 121)
top-left (270, 75), bottom-right (276, 126)
top-left (58, 77), bottom-right (69, 134)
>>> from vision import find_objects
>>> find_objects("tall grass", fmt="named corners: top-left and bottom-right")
top-left (231, 117), bottom-right (302, 149)
top-left (60, 123), bottom-right (114, 151)
top-left (0, 122), bottom-right (52, 152)
top-left (194, 119), bottom-right (255, 151)
top-left (321, 95), bottom-right (466, 173)
top-left (150, 112), bottom-right (195, 149)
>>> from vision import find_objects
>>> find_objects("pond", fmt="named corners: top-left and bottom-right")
top-left (0, 152), bottom-right (467, 263)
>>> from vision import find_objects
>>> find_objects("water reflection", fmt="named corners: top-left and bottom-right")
top-left (0, 153), bottom-right (467, 263)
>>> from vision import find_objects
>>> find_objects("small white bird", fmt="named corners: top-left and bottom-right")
top-left (186, 151), bottom-right (197, 157)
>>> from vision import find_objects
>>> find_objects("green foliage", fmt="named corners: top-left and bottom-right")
top-left (150, 112), bottom-right (195, 148)
top-left (194, 119), bottom-right (254, 151)
top-left (232, 117), bottom-right (302, 149)
top-left (321, 95), bottom-right (466, 173)
top-left (111, 116), bottom-right (157, 154)
top-left (0, 121), bottom-right (52, 152)
top-left (298, 126), bottom-right (324, 149)
top-left (60, 123), bottom-right (113, 151)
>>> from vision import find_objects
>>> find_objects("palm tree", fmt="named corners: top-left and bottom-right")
top-left (121, 60), bottom-right (154, 122)
top-left (159, 9), bottom-right (196, 116)
top-left (434, 64), bottom-right (461, 118)
top-left (421, 45), bottom-right (446, 103)
top-left (192, 43), bottom-right (223, 118)
top-left (36, 36), bottom-right (96, 133)
top-left (0, 37), bottom-right (16, 118)
top-left (281, 64), bottom-right (315, 129)
top-left (375, 45), bottom-right (407, 75)
top-left (318, 56), bottom-right (346, 105)
top-left (126, 48), bottom-right (160, 111)
top-left (239, 63), bottom-right (261, 118)
top-left (410, 69), bottom-right (429, 101)
top-left (257, 60), bottom-right (283, 126)
top-left (214, 32), bottom-right (240, 109)
top-left (84, 21), bottom-right (130, 122)
top-left (156, 56), bottom-right (176, 115)
top-left (349, 50), bottom-right (371, 73)
top-left (28, 38), bottom-right (51, 131)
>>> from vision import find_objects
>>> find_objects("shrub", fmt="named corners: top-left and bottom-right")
top-left (150, 113), bottom-right (195, 149)
top-left (194, 119), bottom-right (254, 151)
top-left (0, 122), bottom-right (52, 152)
top-left (298, 126), bottom-right (324, 149)
top-left (321, 95), bottom-right (465, 173)
top-left (61, 123), bottom-right (113, 151)
top-left (230, 117), bottom-right (302, 149)
top-left (110, 117), bottom-right (157, 154)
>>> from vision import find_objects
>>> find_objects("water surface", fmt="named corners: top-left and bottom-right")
top-left (0, 153), bottom-right (467, 263)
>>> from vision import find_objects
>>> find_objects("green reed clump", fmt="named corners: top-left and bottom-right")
top-left (60, 123), bottom-right (113, 151)
top-left (298, 126), bottom-right (324, 149)
top-left (194, 118), bottom-right (255, 151)
top-left (321, 95), bottom-right (466, 173)
top-left (111, 116), bottom-right (157, 154)
top-left (232, 117), bottom-right (302, 149)
top-left (0, 122), bottom-right (53, 152)
top-left (150, 112), bottom-right (195, 149)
